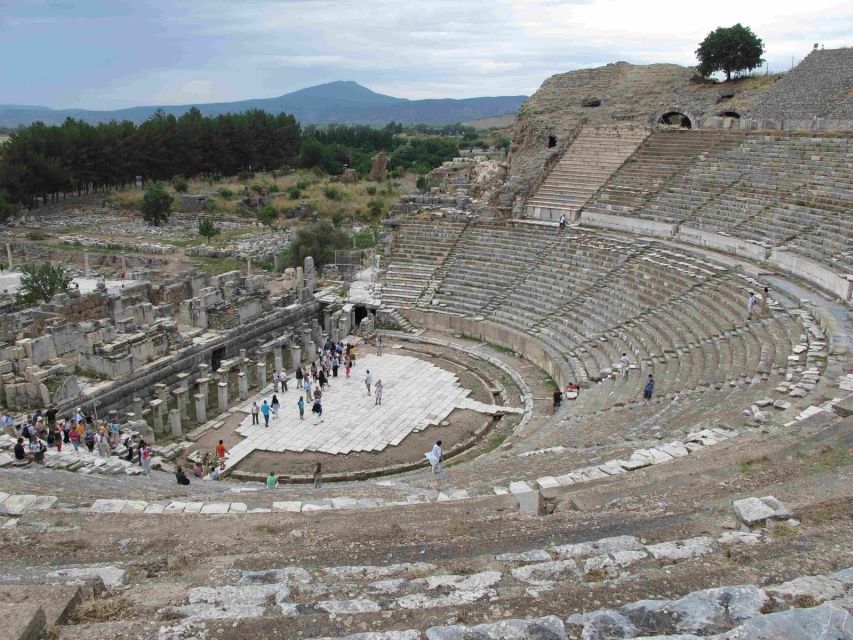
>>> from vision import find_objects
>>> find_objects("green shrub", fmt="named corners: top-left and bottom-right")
top-left (216, 187), bottom-right (234, 199)
top-left (257, 204), bottom-right (278, 226)
top-left (367, 198), bottom-right (384, 219)
top-left (172, 175), bottom-right (189, 193)
top-left (323, 185), bottom-right (345, 201)
top-left (141, 184), bottom-right (172, 226)
top-left (364, 185), bottom-right (377, 196)
top-left (25, 229), bottom-right (48, 241)
top-left (286, 186), bottom-right (302, 200)
top-left (296, 179), bottom-right (310, 190)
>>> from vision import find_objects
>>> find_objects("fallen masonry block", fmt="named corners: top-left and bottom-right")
top-left (645, 536), bottom-right (715, 562)
top-left (0, 603), bottom-right (45, 640)
top-left (732, 496), bottom-right (794, 529)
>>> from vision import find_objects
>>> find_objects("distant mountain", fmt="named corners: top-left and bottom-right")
top-left (0, 81), bottom-right (527, 128)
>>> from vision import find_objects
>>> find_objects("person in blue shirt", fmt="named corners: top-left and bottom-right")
top-left (260, 400), bottom-right (271, 427)
top-left (643, 374), bottom-right (655, 402)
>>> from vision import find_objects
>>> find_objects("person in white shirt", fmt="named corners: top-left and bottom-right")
top-left (426, 440), bottom-right (443, 474)
top-left (364, 370), bottom-right (373, 395)
top-left (619, 353), bottom-right (630, 377)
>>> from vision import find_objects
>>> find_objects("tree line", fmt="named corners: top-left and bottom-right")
top-left (0, 107), bottom-right (300, 209)
top-left (0, 109), bottom-right (471, 213)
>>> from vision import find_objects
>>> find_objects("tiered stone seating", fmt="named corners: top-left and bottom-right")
top-left (381, 221), bottom-right (467, 308)
top-left (525, 125), bottom-right (649, 220)
top-left (432, 223), bottom-right (562, 316)
top-left (634, 134), bottom-right (852, 266)
top-left (584, 130), bottom-right (745, 216)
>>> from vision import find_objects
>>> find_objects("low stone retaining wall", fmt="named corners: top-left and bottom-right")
top-left (770, 249), bottom-right (852, 302)
top-left (677, 226), bottom-right (771, 262)
top-left (580, 211), bottom-right (677, 238)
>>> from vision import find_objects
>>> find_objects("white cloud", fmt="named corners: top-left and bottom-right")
top-left (6, 0), bottom-right (852, 107)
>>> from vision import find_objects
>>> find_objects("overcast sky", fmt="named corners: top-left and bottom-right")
top-left (1, 0), bottom-right (851, 109)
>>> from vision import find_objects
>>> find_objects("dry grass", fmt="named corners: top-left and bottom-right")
top-left (69, 595), bottom-right (135, 624)
top-left (739, 455), bottom-right (772, 475)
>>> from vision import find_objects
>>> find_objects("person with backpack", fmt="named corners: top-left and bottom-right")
top-left (312, 399), bottom-right (323, 424)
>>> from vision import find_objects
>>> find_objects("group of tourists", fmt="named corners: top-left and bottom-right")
top-left (3, 405), bottom-right (153, 474)
top-left (747, 287), bottom-right (771, 321)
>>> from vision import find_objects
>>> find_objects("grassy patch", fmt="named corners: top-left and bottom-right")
top-left (486, 341), bottom-right (515, 356)
top-left (815, 446), bottom-right (850, 473)
top-left (189, 256), bottom-right (245, 275)
top-left (486, 433), bottom-right (507, 452)
top-left (69, 596), bottom-right (135, 624)
top-left (739, 455), bottom-right (771, 475)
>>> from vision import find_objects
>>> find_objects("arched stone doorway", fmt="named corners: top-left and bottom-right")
top-left (718, 111), bottom-right (741, 119)
top-left (659, 111), bottom-right (693, 129)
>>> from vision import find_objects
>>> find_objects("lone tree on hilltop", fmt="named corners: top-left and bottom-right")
top-left (141, 184), bottom-right (172, 226)
top-left (16, 262), bottom-right (72, 304)
top-left (696, 24), bottom-right (764, 81)
top-left (198, 217), bottom-right (221, 241)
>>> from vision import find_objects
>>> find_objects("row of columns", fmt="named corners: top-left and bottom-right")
top-left (133, 318), bottom-right (329, 437)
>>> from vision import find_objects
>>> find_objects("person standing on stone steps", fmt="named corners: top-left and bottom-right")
top-left (364, 369), bottom-right (373, 395)
top-left (271, 395), bottom-right (280, 420)
top-left (261, 400), bottom-right (271, 428)
top-left (313, 462), bottom-right (323, 488)
top-left (426, 440), bottom-right (443, 474)
top-left (312, 398), bottom-right (323, 424)
top-left (376, 334), bottom-right (383, 356)
top-left (643, 374), bottom-right (655, 403)
top-left (251, 401), bottom-right (260, 425)
top-left (297, 395), bottom-right (305, 420)
top-left (746, 291), bottom-right (757, 320)
top-left (374, 379), bottom-right (383, 405)
top-left (559, 213), bottom-right (566, 231)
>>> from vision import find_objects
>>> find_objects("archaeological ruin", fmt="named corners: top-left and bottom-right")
top-left (0, 48), bottom-right (851, 640)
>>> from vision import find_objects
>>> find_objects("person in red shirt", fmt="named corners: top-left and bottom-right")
top-left (215, 440), bottom-right (228, 462)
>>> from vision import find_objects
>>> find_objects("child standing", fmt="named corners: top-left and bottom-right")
top-left (297, 396), bottom-right (305, 420)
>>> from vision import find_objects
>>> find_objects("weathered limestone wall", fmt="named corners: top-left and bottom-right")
top-left (676, 227), bottom-right (770, 263)
top-left (769, 250), bottom-right (852, 302)
top-left (399, 309), bottom-right (572, 390)
top-left (54, 299), bottom-right (321, 415)
top-left (581, 212), bottom-right (676, 238)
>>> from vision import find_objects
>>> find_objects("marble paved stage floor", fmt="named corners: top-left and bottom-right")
top-left (223, 353), bottom-right (520, 469)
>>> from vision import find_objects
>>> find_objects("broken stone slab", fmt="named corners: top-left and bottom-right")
top-left (715, 601), bottom-right (852, 639)
top-left (536, 476), bottom-right (561, 489)
top-left (272, 501), bottom-right (302, 512)
top-left (567, 585), bottom-right (767, 638)
top-left (315, 599), bottom-right (381, 614)
top-left (0, 603), bottom-right (45, 640)
top-left (511, 560), bottom-right (579, 585)
top-left (307, 633), bottom-right (421, 640)
top-left (495, 549), bottom-right (552, 563)
top-left (732, 496), bottom-right (793, 528)
top-left (717, 531), bottom-right (763, 546)
top-left (46, 565), bottom-right (128, 588)
top-left (658, 442), bottom-right (689, 458)
top-left (766, 573), bottom-right (848, 607)
top-left (200, 503), bottom-right (229, 514)
top-left (0, 494), bottom-right (40, 515)
top-left (426, 615), bottom-right (567, 640)
top-left (597, 460), bottom-right (627, 475)
top-left (645, 537), bottom-right (715, 562)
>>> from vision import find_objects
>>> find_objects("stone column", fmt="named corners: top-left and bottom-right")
top-left (218, 382), bottom-right (229, 412)
top-left (311, 319), bottom-right (322, 346)
top-left (304, 256), bottom-right (316, 291)
top-left (5, 243), bottom-right (12, 270)
top-left (256, 361), bottom-right (267, 390)
top-left (153, 383), bottom-right (169, 406)
top-left (295, 266), bottom-right (304, 289)
top-left (133, 397), bottom-right (143, 418)
top-left (307, 341), bottom-right (316, 361)
top-left (84, 252), bottom-right (90, 277)
top-left (273, 254), bottom-right (282, 272)
top-left (302, 328), bottom-right (312, 353)
top-left (173, 387), bottom-right (188, 422)
top-left (197, 376), bottom-right (211, 405)
top-left (198, 363), bottom-right (211, 380)
top-left (194, 393), bottom-right (207, 424)
top-left (176, 372), bottom-right (190, 393)
top-left (273, 344), bottom-right (284, 372)
top-left (149, 399), bottom-right (163, 431)
top-left (247, 256), bottom-right (252, 275)
top-left (169, 409), bottom-right (182, 437)
top-left (290, 344), bottom-right (302, 369)
top-left (238, 372), bottom-right (248, 400)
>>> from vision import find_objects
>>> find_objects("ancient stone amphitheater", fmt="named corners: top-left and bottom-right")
top-left (0, 51), bottom-right (851, 640)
